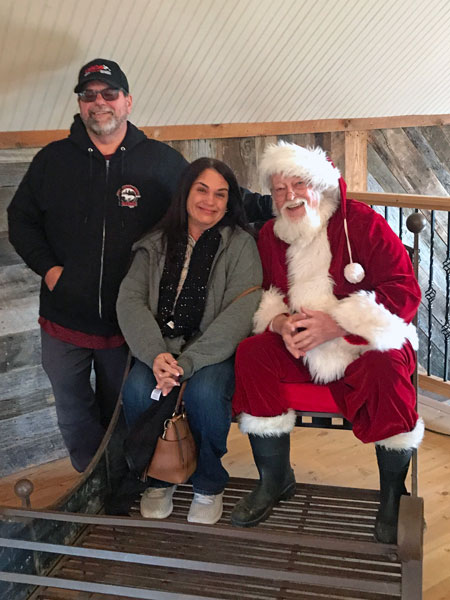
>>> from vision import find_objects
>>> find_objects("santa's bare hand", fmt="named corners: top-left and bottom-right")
top-left (271, 312), bottom-right (307, 359)
top-left (292, 307), bottom-right (346, 353)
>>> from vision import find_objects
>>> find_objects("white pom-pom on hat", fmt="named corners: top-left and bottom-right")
top-left (342, 196), bottom-right (365, 283)
top-left (344, 262), bottom-right (365, 284)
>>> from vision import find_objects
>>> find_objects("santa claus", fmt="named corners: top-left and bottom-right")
top-left (231, 142), bottom-right (424, 544)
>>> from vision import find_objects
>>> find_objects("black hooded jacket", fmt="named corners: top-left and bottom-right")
top-left (8, 116), bottom-right (188, 336)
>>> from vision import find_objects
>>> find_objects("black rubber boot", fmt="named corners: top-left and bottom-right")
top-left (231, 433), bottom-right (296, 527)
top-left (374, 446), bottom-right (412, 544)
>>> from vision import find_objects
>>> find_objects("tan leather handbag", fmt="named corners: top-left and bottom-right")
top-left (146, 382), bottom-right (197, 484)
top-left (145, 285), bottom-right (261, 484)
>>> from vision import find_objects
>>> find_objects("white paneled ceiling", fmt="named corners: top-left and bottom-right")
top-left (0, 0), bottom-right (449, 132)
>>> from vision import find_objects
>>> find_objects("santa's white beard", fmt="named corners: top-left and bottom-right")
top-left (273, 190), bottom-right (339, 246)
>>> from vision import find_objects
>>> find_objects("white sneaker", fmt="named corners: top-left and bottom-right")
top-left (187, 492), bottom-right (224, 524)
top-left (140, 485), bottom-right (176, 519)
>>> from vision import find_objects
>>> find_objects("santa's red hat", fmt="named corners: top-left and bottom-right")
top-left (260, 142), bottom-right (365, 284)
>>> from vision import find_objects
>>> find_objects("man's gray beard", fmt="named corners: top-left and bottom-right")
top-left (274, 209), bottom-right (321, 246)
top-left (83, 112), bottom-right (127, 137)
top-left (273, 190), bottom-right (340, 246)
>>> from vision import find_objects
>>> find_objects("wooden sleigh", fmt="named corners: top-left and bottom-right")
top-left (0, 215), bottom-right (425, 600)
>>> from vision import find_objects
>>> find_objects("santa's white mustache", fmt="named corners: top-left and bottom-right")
top-left (284, 198), bottom-right (305, 209)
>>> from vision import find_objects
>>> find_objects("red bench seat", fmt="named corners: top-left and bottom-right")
top-left (281, 382), bottom-right (341, 413)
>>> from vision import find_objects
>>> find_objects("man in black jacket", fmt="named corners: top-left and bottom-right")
top-left (8, 59), bottom-right (189, 471)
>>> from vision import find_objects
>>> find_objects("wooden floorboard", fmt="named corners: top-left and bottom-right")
top-left (0, 423), bottom-right (449, 599)
top-left (418, 394), bottom-right (450, 435)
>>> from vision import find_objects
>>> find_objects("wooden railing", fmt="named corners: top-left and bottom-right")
top-left (350, 191), bottom-right (450, 212)
top-left (349, 191), bottom-right (450, 398)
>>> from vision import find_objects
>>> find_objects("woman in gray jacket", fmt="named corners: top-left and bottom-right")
top-left (117, 157), bottom-right (262, 524)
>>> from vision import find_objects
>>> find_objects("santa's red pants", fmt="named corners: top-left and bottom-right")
top-left (233, 332), bottom-right (419, 444)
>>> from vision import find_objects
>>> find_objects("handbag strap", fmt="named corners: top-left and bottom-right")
top-left (170, 286), bottom-right (260, 414)
top-left (174, 381), bottom-right (188, 414)
top-left (231, 285), bottom-right (261, 304)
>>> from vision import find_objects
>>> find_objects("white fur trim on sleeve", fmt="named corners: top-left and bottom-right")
top-left (238, 410), bottom-right (297, 436)
top-left (304, 337), bottom-right (362, 384)
top-left (253, 286), bottom-right (288, 334)
top-left (375, 417), bottom-right (424, 450)
top-left (330, 291), bottom-right (418, 351)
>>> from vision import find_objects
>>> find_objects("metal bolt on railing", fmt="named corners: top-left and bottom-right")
top-left (14, 478), bottom-right (34, 508)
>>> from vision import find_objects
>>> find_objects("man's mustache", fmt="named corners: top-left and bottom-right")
top-left (283, 198), bottom-right (305, 210)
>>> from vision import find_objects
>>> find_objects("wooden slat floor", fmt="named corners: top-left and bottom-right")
top-left (1, 424), bottom-right (449, 599)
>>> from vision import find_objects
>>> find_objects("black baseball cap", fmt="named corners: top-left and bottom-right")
top-left (74, 58), bottom-right (129, 93)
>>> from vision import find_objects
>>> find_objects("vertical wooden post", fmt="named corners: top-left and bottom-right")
top-left (344, 131), bottom-right (367, 191)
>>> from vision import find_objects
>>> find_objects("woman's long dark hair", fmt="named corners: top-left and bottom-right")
top-left (156, 157), bottom-right (249, 265)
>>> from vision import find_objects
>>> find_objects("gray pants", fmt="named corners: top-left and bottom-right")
top-left (41, 329), bottom-right (129, 472)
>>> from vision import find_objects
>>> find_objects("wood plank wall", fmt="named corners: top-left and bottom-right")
top-left (0, 125), bottom-right (449, 476)
top-left (0, 149), bottom-right (69, 477)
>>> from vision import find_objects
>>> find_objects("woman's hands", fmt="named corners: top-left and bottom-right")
top-left (271, 308), bottom-right (347, 359)
top-left (153, 352), bottom-right (184, 396)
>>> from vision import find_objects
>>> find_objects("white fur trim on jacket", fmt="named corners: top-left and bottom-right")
top-left (304, 337), bottom-right (362, 384)
top-left (329, 291), bottom-right (419, 351)
top-left (284, 227), bottom-right (364, 384)
top-left (238, 410), bottom-right (297, 436)
top-left (253, 286), bottom-right (288, 334)
top-left (375, 417), bottom-right (425, 450)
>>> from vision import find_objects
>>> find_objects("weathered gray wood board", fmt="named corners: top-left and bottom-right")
top-left (368, 127), bottom-right (450, 376)
top-left (169, 132), bottom-right (346, 193)
top-left (0, 126), bottom-right (448, 477)
top-left (0, 149), bottom-right (65, 477)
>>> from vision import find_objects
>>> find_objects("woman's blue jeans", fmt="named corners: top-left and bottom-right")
top-left (122, 357), bottom-right (234, 495)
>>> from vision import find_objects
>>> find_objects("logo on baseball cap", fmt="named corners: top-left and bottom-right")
top-left (74, 58), bottom-right (129, 93)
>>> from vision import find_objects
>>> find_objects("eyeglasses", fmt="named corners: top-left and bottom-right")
top-left (77, 88), bottom-right (121, 103)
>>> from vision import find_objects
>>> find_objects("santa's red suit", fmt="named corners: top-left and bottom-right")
top-left (233, 182), bottom-right (424, 449)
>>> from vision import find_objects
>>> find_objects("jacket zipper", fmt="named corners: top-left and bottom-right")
top-left (98, 159), bottom-right (109, 318)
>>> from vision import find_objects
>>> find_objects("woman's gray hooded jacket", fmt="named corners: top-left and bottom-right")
top-left (117, 226), bottom-right (262, 379)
